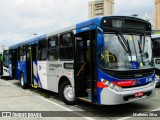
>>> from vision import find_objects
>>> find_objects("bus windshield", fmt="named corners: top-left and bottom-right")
top-left (100, 33), bottom-right (153, 70)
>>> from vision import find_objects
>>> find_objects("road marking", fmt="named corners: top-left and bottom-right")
top-left (0, 80), bottom-right (95, 120)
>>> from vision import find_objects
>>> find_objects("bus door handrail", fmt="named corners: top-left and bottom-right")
top-left (76, 62), bottom-right (86, 77)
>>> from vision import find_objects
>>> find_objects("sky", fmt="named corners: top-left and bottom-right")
top-left (0, 0), bottom-right (154, 46)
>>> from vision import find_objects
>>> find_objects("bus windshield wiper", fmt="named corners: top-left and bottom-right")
top-left (117, 32), bottom-right (131, 55)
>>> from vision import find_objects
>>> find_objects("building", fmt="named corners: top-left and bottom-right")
top-left (154, 0), bottom-right (160, 29)
top-left (88, 0), bottom-right (114, 19)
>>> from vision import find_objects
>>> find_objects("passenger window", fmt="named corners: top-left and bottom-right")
top-left (59, 33), bottom-right (74, 60)
top-left (48, 36), bottom-right (58, 61)
top-left (38, 39), bottom-right (47, 60)
top-left (49, 36), bottom-right (58, 48)
top-left (60, 33), bottom-right (73, 47)
top-left (18, 46), bottom-right (26, 61)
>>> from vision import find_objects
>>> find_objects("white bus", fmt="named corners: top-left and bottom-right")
top-left (0, 49), bottom-right (9, 78)
top-left (152, 34), bottom-right (160, 87)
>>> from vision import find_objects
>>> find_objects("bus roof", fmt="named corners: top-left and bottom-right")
top-left (9, 34), bottom-right (46, 49)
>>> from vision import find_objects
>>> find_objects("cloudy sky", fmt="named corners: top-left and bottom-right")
top-left (0, 0), bottom-right (154, 46)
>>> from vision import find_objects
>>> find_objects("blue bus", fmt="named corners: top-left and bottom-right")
top-left (9, 16), bottom-right (155, 105)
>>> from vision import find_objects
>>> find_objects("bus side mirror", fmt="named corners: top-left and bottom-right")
top-left (97, 33), bottom-right (104, 54)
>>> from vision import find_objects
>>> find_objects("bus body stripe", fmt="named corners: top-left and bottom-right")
top-left (37, 74), bottom-right (42, 88)
top-left (33, 75), bottom-right (38, 83)
top-left (97, 82), bottom-right (108, 88)
top-left (113, 80), bottom-right (134, 87)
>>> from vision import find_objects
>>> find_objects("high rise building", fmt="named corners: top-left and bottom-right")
top-left (88, 0), bottom-right (114, 19)
top-left (154, 0), bottom-right (160, 29)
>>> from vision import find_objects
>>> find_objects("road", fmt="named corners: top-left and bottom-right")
top-left (0, 79), bottom-right (160, 120)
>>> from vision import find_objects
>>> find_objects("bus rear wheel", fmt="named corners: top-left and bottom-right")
top-left (59, 81), bottom-right (78, 105)
top-left (20, 73), bottom-right (28, 89)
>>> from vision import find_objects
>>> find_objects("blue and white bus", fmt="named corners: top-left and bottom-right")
top-left (9, 16), bottom-right (155, 105)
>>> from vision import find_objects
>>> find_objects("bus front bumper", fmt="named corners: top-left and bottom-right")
top-left (100, 83), bottom-right (155, 105)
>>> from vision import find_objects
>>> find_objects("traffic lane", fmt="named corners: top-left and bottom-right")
top-left (0, 80), bottom-right (87, 120)
top-left (5, 79), bottom-right (160, 120)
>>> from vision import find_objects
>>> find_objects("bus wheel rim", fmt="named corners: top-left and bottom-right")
top-left (63, 85), bottom-right (74, 101)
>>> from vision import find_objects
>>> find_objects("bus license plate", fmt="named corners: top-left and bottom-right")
top-left (135, 92), bottom-right (144, 97)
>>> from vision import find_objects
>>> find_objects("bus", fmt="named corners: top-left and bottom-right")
top-left (0, 49), bottom-right (10, 78)
top-left (8, 16), bottom-right (155, 105)
top-left (152, 34), bottom-right (160, 87)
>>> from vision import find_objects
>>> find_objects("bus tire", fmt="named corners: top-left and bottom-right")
top-left (20, 73), bottom-right (28, 89)
top-left (59, 81), bottom-right (78, 105)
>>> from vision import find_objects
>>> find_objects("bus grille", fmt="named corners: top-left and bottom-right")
top-left (115, 72), bottom-right (153, 79)
top-left (101, 68), bottom-right (154, 79)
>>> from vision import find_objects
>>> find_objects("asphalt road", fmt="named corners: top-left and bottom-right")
top-left (0, 79), bottom-right (160, 120)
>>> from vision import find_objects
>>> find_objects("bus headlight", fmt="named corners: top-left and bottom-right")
top-left (101, 79), bottom-right (122, 92)
top-left (113, 85), bottom-right (122, 91)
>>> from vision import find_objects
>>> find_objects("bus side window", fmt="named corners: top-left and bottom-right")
top-left (59, 33), bottom-right (73, 60)
top-left (23, 46), bottom-right (26, 61)
top-left (48, 36), bottom-right (58, 61)
top-left (38, 39), bottom-right (47, 61)
top-left (18, 46), bottom-right (23, 61)
top-left (60, 33), bottom-right (73, 47)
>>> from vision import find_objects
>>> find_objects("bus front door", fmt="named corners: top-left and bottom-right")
top-left (75, 30), bottom-right (97, 103)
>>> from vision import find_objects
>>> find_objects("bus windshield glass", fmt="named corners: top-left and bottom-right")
top-left (152, 37), bottom-right (160, 57)
top-left (100, 33), bottom-right (153, 70)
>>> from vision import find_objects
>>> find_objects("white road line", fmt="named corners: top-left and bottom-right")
top-left (0, 80), bottom-right (95, 120)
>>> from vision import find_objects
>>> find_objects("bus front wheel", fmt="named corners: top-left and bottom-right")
top-left (59, 81), bottom-right (78, 105)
